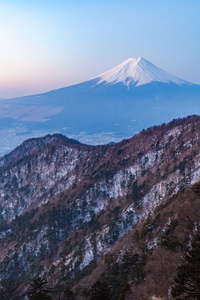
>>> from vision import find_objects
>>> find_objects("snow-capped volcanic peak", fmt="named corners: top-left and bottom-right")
top-left (95, 57), bottom-right (191, 87)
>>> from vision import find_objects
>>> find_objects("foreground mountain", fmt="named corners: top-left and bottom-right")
top-left (0, 57), bottom-right (200, 156)
top-left (1, 115), bottom-right (200, 298)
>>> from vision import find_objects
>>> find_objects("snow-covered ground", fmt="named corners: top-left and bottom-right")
top-left (95, 57), bottom-right (191, 87)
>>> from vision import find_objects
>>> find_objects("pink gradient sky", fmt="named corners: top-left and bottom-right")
top-left (0, 0), bottom-right (200, 99)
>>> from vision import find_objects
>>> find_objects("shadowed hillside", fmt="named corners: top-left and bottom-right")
top-left (1, 115), bottom-right (200, 298)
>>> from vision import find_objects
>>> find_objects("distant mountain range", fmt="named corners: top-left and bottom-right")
top-left (0, 57), bottom-right (200, 156)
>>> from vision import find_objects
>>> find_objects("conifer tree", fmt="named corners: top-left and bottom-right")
top-left (84, 280), bottom-right (111, 300)
top-left (64, 286), bottom-right (75, 299)
top-left (172, 231), bottom-right (200, 299)
top-left (27, 277), bottom-right (53, 300)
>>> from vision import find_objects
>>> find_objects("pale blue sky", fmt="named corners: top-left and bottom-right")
top-left (0, 0), bottom-right (199, 98)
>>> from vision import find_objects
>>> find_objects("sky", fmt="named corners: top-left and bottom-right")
top-left (0, 0), bottom-right (200, 98)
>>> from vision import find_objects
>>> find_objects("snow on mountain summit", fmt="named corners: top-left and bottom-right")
top-left (95, 57), bottom-right (191, 87)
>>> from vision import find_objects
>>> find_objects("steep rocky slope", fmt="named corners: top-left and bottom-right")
top-left (77, 180), bottom-right (200, 300)
top-left (1, 115), bottom-right (200, 298)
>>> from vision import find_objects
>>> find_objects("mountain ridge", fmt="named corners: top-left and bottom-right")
top-left (1, 115), bottom-right (200, 298)
top-left (1, 116), bottom-right (200, 294)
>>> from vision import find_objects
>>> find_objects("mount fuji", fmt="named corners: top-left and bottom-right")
top-left (0, 57), bottom-right (200, 156)
top-left (95, 57), bottom-right (190, 87)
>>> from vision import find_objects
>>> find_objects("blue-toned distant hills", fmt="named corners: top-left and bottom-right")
top-left (0, 57), bottom-right (200, 156)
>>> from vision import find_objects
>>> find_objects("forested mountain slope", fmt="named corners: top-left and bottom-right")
top-left (1, 115), bottom-right (200, 299)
